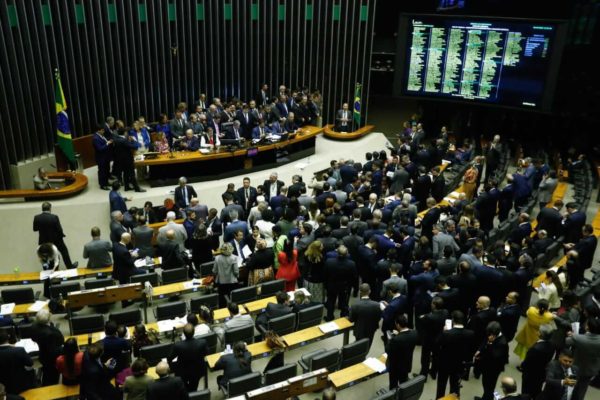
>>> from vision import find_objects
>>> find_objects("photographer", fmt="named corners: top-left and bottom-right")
top-left (37, 242), bottom-right (61, 299)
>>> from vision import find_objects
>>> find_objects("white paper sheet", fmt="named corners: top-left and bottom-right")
top-left (318, 321), bottom-right (339, 334)
top-left (242, 245), bottom-right (253, 259)
top-left (15, 338), bottom-right (39, 353)
top-left (28, 300), bottom-right (49, 312)
top-left (39, 270), bottom-right (53, 280)
top-left (363, 357), bottom-right (386, 373)
top-left (0, 303), bottom-right (15, 315)
top-left (52, 269), bottom-right (78, 279)
top-left (287, 287), bottom-right (311, 302)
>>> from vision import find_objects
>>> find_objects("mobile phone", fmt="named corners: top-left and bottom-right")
top-left (445, 319), bottom-right (452, 330)
top-left (108, 358), bottom-right (117, 369)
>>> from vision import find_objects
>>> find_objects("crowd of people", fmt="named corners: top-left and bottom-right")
top-left (2, 114), bottom-right (599, 400)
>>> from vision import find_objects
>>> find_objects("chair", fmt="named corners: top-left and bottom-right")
top-left (1, 288), bottom-right (35, 304)
top-left (130, 272), bottom-right (159, 287)
top-left (223, 324), bottom-right (254, 347)
top-left (109, 309), bottom-right (142, 326)
top-left (190, 293), bottom-right (219, 312)
top-left (155, 300), bottom-right (187, 321)
top-left (17, 322), bottom-right (34, 339)
top-left (371, 389), bottom-right (397, 400)
top-left (223, 371), bottom-right (262, 398)
top-left (196, 331), bottom-right (218, 354)
top-left (296, 304), bottom-right (324, 330)
top-left (229, 286), bottom-right (257, 304)
top-left (339, 338), bottom-right (370, 369)
top-left (71, 314), bottom-right (104, 335)
top-left (0, 326), bottom-right (16, 343)
top-left (298, 348), bottom-right (340, 373)
top-left (258, 279), bottom-right (285, 299)
top-left (396, 375), bottom-right (426, 400)
top-left (198, 261), bottom-right (214, 277)
top-left (139, 342), bottom-right (173, 366)
top-left (161, 267), bottom-right (188, 284)
top-left (84, 277), bottom-right (115, 289)
top-left (264, 363), bottom-right (297, 385)
top-left (188, 389), bottom-right (211, 400)
top-left (266, 313), bottom-right (296, 336)
top-left (49, 281), bottom-right (81, 299)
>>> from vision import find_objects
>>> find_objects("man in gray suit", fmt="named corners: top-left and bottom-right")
top-left (349, 284), bottom-right (382, 346)
top-left (432, 224), bottom-right (460, 259)
top-left (214, 302), bottom-right (255, 344)
top-left (566, 317), bottom-right (600, 400)
top-left (187, 197), bottom-right (208, 221)
top-left (390, 166), bottom-right (410, 194)
top-left (538, 170), bottom-right (558, 208)
top-left (132, 216), bottom-right (154, 258)
top-left (381, 263), bottom-right (408, 300)
top-left (83, 227), bottom-right (112, 269)
top-left (157, 211), bottom-right (187, 251)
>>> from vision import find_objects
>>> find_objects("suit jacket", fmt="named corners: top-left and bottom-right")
top-left (110, 221), bottom-right (127, 243)
top-left (536, 207), bottom-right (562, 239)
top-left (477, 335), bottom-right (508, 373)
top-left (336, 109), bottom-right (352, 128)
top-left (83, 239), bottom-right (113, 269)
top-left (436, 327), bottom-right (476, 372)
top-left (79, 351), bottom-right (119, 400)
top-left (508, 222), bottom-right (532, 245)
top-left (214, 351), bottom-right (252, 386)
top-left (413, 175), bottom-right (432, 205)
top-left (573, 235), bottom-right (598, 270)
top-left (158, 241), bottom-right (187, 270)
top-left (112, 242), bottom-right (136, 283)
top-left (417, 309), bottom-right (449, 346)
top-left (349, 298), bottom-right (382, 341)
top-left (566, 332), bottom-right (600, 377)
top-left (224, 220), bottom-right (249, 243)
top-left (157, 222), bottom-right (188, 251)
top-left (109, 190), bottom-right (127, 213)
top-left (563, 211), bottom-right (586, 243)
top-left (432, 232), bottom-right (459, 259)
top-left (522, 340), bottom-right (555, 395)
top-left (385, 329), bottom-right (419, 382)
top-left (174, 185), bottom-right (198, 210)
top-left (497, 303), bottom-right (521, 341)
top-left (538, 177), bottom-right (558, 203)
top-left (382, 295), bottom-right (409, 332)
top-left (0, 345), bottom-right (35, 394)
top-left (33, 211), bottom-right (65, 245)
top-left (132, 225), bottom-right (154, 258)
top-left (323, 256), bottom-right (357, 291)
top-left (420, 207), bottom-right (441, 240)
top-left (147, 376), bottom-right (189, 400)
top-left (262, 179), bottom-right (285, 201)
top-left (236, 186), bottom-right (258, 212)
top-left (168, 337), bottom-right (208, 379)
top-left (467, 308), bottom-right (498, 346)
top-left (390, 168), bottom-right (410, 194)
top-left (169, 118), bottom-right (188, 139)
top-left (541, 359), bottom-right (579, 400)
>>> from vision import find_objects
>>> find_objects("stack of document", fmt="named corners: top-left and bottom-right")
top-left (156, 316), bottom-right (187, 333)
top-left (28, 300), bottom-right (49, 313)
top-left (0, 303), bottom-right (15, 315)
top-left (318, 321), bottom-right (339, 334)
top-left (363, 357), bottom-right (386, 373)
top-left (182, 279), bottom-right (204, 290)
top-left (15, 339), bottom-right (39, 354)
top-left (39, 269), bottom-right (79, 280)
top-left (287, 287), bottom-right (311, 302)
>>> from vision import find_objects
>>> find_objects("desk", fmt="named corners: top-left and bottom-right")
top-left (152, 279), bottom-right (207, 299)
top-left (329, 354), bottom-right (387, 389)
top-left (135, 126), bottom-right (322, 184)
top-left (242, 296), bottom-right (277, 314)
top-left (323, 124), bottom-right (375, 140)
top-left (20, 383), bottom-right (80, 400)
top-left (0, 172), bottom-right (88, 200)
top-left (0, 266), bottom-right (113, 287)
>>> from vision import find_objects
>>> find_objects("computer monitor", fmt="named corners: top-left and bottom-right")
top-left (220, 138), bottom-right (242, 147)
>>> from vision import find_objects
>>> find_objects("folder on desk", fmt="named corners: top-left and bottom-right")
top-left (318, 321), bottom-right (339, 334)
top-left (28, 300), bottom-right (49, 313)
top-left (0, 302), bottom-right (15, 315)
top-left (15, 338), bottom-right (39, 353)
top-left (363, 357), bottom-right (386, 373)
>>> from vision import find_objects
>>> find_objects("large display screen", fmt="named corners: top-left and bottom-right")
top-left (399, 15), bottom-right (565, 110)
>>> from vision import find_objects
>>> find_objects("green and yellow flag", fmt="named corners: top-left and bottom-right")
top-left (54, 70), bottom-right (76, 164)
top-left (353, 82), bottom-right (362, 126)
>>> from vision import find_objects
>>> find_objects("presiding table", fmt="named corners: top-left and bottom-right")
top-left (135, 126), bottom-right (323, 185)
top-left (0, 172), bottom-right (88, 200)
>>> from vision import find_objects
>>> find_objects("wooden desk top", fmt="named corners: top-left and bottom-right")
top-left (206, 339), bottom-right (273, 369)
top-left (329, 354), bottom-right (387, 389)
top-left (323, 124), bottom-right (375, 140)
top-left (11, 302), bottom-right (48, 316)
top-left (135, 126), bottom-right (323, 166)
top-left (0, 266), bottom-right (113, 286)
top-left (0, 172), bottom-right (88, 199)
top-left (20, 383), bottom-right (80, 400)
top-left (283, 317), bottom-right (353, 347)
top-left (152, 279), bottom-right (206, 298)
top-left (243, 296), bottom-right (276, 313)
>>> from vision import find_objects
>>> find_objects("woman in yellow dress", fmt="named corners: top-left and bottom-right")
top-left (462, 160), bottom-right (480, 200)
top-left (514, 299), bottom-right (555, 360)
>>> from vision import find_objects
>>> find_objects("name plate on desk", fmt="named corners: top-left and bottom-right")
top-left (288, 368), bottom-right (329, 396)
top-left (67, 283), bottom-right (143, 308)
top-left (247, 381), bottom-right (289, 399)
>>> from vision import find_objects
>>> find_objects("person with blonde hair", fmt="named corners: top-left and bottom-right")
top-left (300, 240), bottom-right (325, 302)
top-left (213, 242), bottom-right (239, 307)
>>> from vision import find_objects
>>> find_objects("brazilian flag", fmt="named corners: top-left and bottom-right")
top-left (353, 82), bottom-right (362, 127)
top-left (54, 70), bottom-right (76, 165)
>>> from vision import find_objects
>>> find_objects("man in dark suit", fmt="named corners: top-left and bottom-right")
top-left (417, 296), bottom-right (449, 378)
top-left (0, 331), bottom-right (35, 395)
top-left (475, 183), bottom-right (499, 232)
top-left (79, 343), bottom-right (120, 400)
top-left (158, 230), bottom-right (187, 270)
top-left (540, 349), bottom-right (578, 400)
top-left (33, 202), bottom-right (77, 269)
top-left (474, 321), bottom-right (509, 400)
top-left (315, 182), bottom-right (336, 210)
top-left (498, 376), bottom-right (528, 400)
top-left (339, 160), bottom-right (358, 188)
top-left (236, 177), bottom-right (257, 217)
top-left (566, 317), bottom-right (600, 400)
top-left (263, 172), bottom-right (285, 201)
top-left (496, 292), bottom-right (521, 342)
top-left (323, 246), bottom-right (358, 321)
top-left (484, 135), bottom-right (502, 184)
top-left (335, 103), bottom-right (352, 132)
top-left (435, 310), bottom-right (476, 399)
top-left (430, 166), bottom-right (446, 202)
top-left (255, 291), bottom-right (293, 331)
top-left (348, 284), bottom-right (382, 347)
top-left (448, 261), bottom-right (478, 316)
top-left (29, 309), bottom-right (64, 386)
top-left (381, 283), bottom-right (409, 341)
top-left (420, 198), bottom-right (441, 241)
top-left (168, 323), bottom-right (208, 392)
top-left (563, 202), bottom-right (586, 244)
top-left (236, 104), bottom-right (257, 139)
top-left (101, 320), bottom-right (131, 376)
top-left (93, 127), bottom-right (113, 190)
top-left (566, 224), bottom-right (598, 288)
top-left (112, 232), bottom-right (139, 286)
top-left (507, 213), bottom-right (532, 245)
top-left (147, 361), bottom-right (189, 400)
top-left (467, 296), bottom-right (498, 348)
top-left (414, 167), bottom-right (432, 211)
top-left (169, 110), bottom-right (188, 140)
top-left (498, 181), bottom-right (514, 223)
top-left (332, 216), bottom-right (350, 240)
top-left (521, 324), bottom-right (555, 399)
top-left (385, 314), bottom-right (419, 390)
top-left (174, 176), bottom-right (198, 212)
top-left (256, 83), bottom-right (270, 106)
top-left (537, 199), bottom-right (563, 239)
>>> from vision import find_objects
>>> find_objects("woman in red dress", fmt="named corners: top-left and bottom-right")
top-left (276, 239), bottom-right (300, 292)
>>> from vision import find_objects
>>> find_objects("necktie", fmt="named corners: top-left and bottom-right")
top-left (260, 128), bottom-right (263, 137)
top-left (235, 129), bottom-right (239, 139)
top-left (245, 113), bottom-right (249, 123)
top-left (245, 189), bottom-right (249, 206)
top-left (183, 187), bottom-right (188, 205)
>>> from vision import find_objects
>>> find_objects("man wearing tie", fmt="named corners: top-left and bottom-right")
top-left (226, 120), bottom-right (243, 141)
top-left (252, 120), bottom-right (271, 140)
top-left (236, 103), bottom-right (256, 139)
top-left (196, 93), bottom-right (207, 111)
top-left (236, 177), bottom-right (257, 217)
top-left (169, 110), bottom-right (188, 140)
top-left (541, 349), bottom-right (578, 400)
top-left (256, 83), bottom-right (269, 106)
top-left (276, 95), bottom-right (290, 118)
top-left (336, 103), bottom-right (352, 132)
top-left (174, 177), bottom-right (198, 215)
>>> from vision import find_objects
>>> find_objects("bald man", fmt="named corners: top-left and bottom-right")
top-left (146, 361), bottom-right (188, 400)
top-left (497, 292), bottom-right (521, 342)
top-left (112, 232), bottom-right (143, 306)
top-left (158, 229), bottom-right (187, 270)
top-left (467, 296), bottom-right (498, 350)
top-left (499, 376), bottom-right (527, 400)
